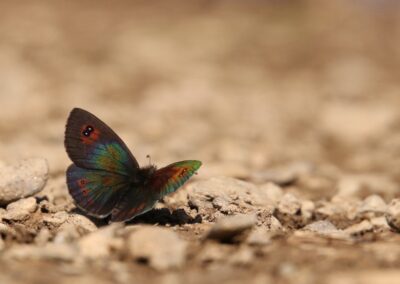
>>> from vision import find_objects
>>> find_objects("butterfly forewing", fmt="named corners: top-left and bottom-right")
top-left (65, 108), bottom-right (139, 176)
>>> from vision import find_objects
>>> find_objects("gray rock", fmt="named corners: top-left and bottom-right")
top-left (304, 220), bottom-right (337, 233)
top-left (268, 215), bottom-right (283, 231)
top-left (53, 224), bottom-right (81, 244)
top-left (0, 223), bottom-right (10, 235)
top-left (301, 200), bottom-right (315, 220)
top-left (337, 175), bottom-right (398, 198)
top-left (206, 214), bottom-right (256, 242)
top-left (3, 197), bottom-right (37, 221)
top-left (4, 243), bottom-right (77, 262)
top-left (229, 247), bottom-right (254, 266)
top-left (34, 228), bottom-right (52, 246)
top-left (386, 199), bottom-right (400, 232)
top-left (258, 183), bottom-right (284, 206)
top-left (345, 220), bottom-right (374, 238)
top-left (370, 216), bottom-right (390, 230)
top-left (42, 211), bottom-right (69, 226)
top-left (187, 177), bottom-right (275, 221)
top-left (316, 196), bottom-right (360, 225)
top-left (0, 158), bottom-right (48, 205)
top-left (246, 227), bottom-right (272, 246)
top-left (79, 223), bottom-right (123, 260)
top-left (62, 213), bottom-right (98, 234)
top-left (275, 193), bottom-right (313, 228)
top-left (277, 193), bottom-right (301, 216)
top-left (303, 220), bottom-right (347, 239)
top-left (127, 226), bottom-right (187, 271)
top-left (197, 242), bottom-right (230, 263)
top-left (358, 194), bottom-right (387, 216)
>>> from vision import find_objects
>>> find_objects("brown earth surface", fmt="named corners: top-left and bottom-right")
top-left (1, 1), bottom-right (400, 283)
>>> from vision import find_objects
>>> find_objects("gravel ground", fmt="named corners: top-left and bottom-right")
top-left (1, 1), bottom-right (400, 283)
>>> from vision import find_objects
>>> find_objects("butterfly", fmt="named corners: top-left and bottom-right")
top-left (64, 108), bottom-right (202, 222)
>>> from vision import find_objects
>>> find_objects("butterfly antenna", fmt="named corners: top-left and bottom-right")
top-left (146, 154), bottom-right (152, 165)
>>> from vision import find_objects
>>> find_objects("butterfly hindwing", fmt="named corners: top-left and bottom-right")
top-left (110, 160), bottom-right (202, 222)
top-left (65, 108), bottom-right (139, 176)
top-left (67, 164), bottom-right (130, 217)
top-left (110, 186), bottom-right (158, 222)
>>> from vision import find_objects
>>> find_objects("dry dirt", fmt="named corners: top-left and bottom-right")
top-left (1, 1), bottom-right (400, 284)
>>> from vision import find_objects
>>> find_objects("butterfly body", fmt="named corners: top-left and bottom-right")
top-left (64, 108), bottom-right (201, 222)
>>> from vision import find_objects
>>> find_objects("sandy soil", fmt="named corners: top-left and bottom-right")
top-left (1, 1), bottom-right (400, 283)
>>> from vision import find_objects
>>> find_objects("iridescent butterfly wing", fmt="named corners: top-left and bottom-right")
top-left (65, 108), bottom-right (138, 217)
top-left (111, 160), bottom-right (202, 222)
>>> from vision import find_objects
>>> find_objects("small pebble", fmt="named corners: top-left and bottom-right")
top-left (206, 214), bottom-right (256, 243)
top-left (386, 199), bottom-right (400, 232)
top-left (275, 193), bottom-right (308, 228)
top-left (303, 220), bottom-right (347, 239)
top-left (62, 214), bottom-right (98, 234)
top-left (277, 193), bottom-right (301, 216)
top-left (229, 246), bottom-right (254, 266)
top-left (246, 227), bottom-right (272, 246)
top-left (258, 183), bottom-right (283, 206)
top-left (358, 195), bottom-right (387, 215)
top-left (3, 197), bottom-right (37, 221)
top-left (34, 228), bottom-right (52, 246)
top-left (345, 220), bottom-right (374, 239)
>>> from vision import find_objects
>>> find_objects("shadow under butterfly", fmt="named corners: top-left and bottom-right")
top-left (64, 108), bottom-right (202, 222)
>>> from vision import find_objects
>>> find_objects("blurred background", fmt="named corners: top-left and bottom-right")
top-left (0, 0), bottom-right (399, 181)
top-left (1, 1), bottom-right (400, 283)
